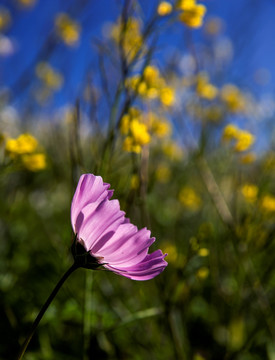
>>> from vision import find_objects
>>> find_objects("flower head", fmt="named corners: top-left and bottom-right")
top-left (71, 174), bottom-right (168, 280)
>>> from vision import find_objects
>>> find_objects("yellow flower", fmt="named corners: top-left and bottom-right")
top-left (196, 74), bottom-right (218, 100)
top-left (130, 120), bottom-right (151, 145)
top-left (234, 130), bottom-right (255, 152)
top-left (240, 152), bottom-right (256, 164)
top-left (179, 3), bottom-right (207, 28)
top-left (130, 174), bottom-right (139, 189)
top-left (159, 87), bottom-right (175, 106)
top-left (179, 186), bottom-right (201, 210)
top-left (221, 84), bottom-right (246, 112)
top-left (21, 153), bottom-right (47, 172)
top-left (162, 141), bottom-right (183, 161)
top-left (196, 266), bottom-right (209, 279)
top-left (241, 184), bottom-right (258, 203)
top-left (36, 62), bottom-right (63, 90)
top-left (143, 65), bottom-right (160, 83)
top-left (155, 164), bottom-right (171, 183)
top-left (176, 0), bottom-right (196, 11)
top-left (55, 13), bottom-right (81, 46)
top-left (123, 136), bottom-right (141, 154)
top-left (111, 17), bottom-right (143, 62)
top-left (149, 113), bottom-right (171, 138)
top-left (261, 195), bottom-right (275, 212)
top-left (157, 1), bottom-right (173, 16)
top-left (198, 248), bottom-right (209, 257)
top-left (222, 124), bottom-right (239, 142)
top-left (5, 133), bottom-right (38, 156)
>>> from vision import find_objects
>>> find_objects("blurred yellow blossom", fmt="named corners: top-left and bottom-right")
top-left (241, 184), bottom-right (258, 203)
top-left (196, 267), bottom-right (209, 279)
top-left (222, 124), bottom-right (239, 142)
top-left (159, 87), bottom-right (175, 106)
top-left (234, 130), bottom-right (255, 152)
top-left (5, 133), bottom-right (38, 156)
top-left (157, 2), bottom-right (173, 16)
top-left (179, 186), bottom-right (202, 211)
top-left (198, 248), bottom-right (209, 257)
top-left (229, 317), bottom-right (245, 350)
top-left (111, 17), bottom-right (143, 62)
top-left (240, 152), bottom-right (256, 164)
top-left (17, 0), bottom-right (37, 7)
top-left (55, 13), bottom-right (81, 46)
top-left (36, 62), bottom-right (63, 90)
top-left (196, 73), bottom-right (218, 100)
top-left (176, 0), bottom-right (196, 10)
top-left (155, 164), bottom-right (171, 183)
top-left (261, 195), bottom-right (275, 212)
top-left (126, 65), bottom-right (175, 106)
top-left (162, 141), bottom-right (183, 161)
top-left (221, 84), bottom-right (246, 112)
top-left (0, 7), bottom-right (11, 31)
top-left (130, 174), bottom-right (139, 189)
top-left (178, 2), bottom-right (207, 29)
top-left (21, 153), bottom-right (47, 172)
top-left (130, 120), bottom-right (151, 145)
top-left (149, 113), bottom-right (171, 138)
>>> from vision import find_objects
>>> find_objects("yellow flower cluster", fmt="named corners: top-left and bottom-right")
top-left (222, 124), bottom-right (255, 153)
top-left (5, 133), bottom-right (47, 172)
top-left (196, 72), bottom-right (218, 100)
top-left (120, 108), bottom-right (151, 154)
top-left (120, 108), bottom-right (172, 154)
top-left (179, 186), bottom-right (202, 211)
top-left (126, 65), bottom-right (175, 106)
top-left (55, 13), bottom-right (81, 46)
top-left (111, 17), bottom-right (143, 62)
top-left (221, 84), bottom-right (246, 113)
top-left (176, 0), bottom-right (207, 28)
top-left (36, 62), bottom-right (63, 90)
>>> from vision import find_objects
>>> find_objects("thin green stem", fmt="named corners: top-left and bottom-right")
top-left (17, 263), bottom-right (79, 360)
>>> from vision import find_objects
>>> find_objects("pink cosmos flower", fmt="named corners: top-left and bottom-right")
top-left (71, 174), bottom-right (168, 280)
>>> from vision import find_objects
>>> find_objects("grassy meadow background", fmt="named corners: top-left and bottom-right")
top-left (0, 0), bottom-right (275, 359)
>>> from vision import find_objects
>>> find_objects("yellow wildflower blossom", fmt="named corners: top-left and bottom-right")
top-left (21, 153), bottom-right (47, 172)
top-left (155, 164), bottom-right (171, 183)
top-left (176, 0), bottom-right (196, 11)
top-left (221, 84), bottom-right (246, 112)
top-left (157, 2), bottom-right (173, 16)
top-left (179, 186), bottom-right (201, 210)
top-left (162, 141), bottom-right (183, 161)
top-left (149, 114), bottom-right (171, 138)
top-left (55, 13), bottom-right (81, 46)
top-left (123, 136), bottom-right (141, 154)
top-left (198, 248), bottom-right (209, 257)
top-left (241, 184), bottom-right (258, 203)
top-left (179, 3), bottom-right (207, 28)
top-left (130, 120), bottom-right (151, 145)
top-left (159, 87), bottom-right (175, 106)
top-left (234, 130), bottom-right (255, 152)
top-left (143, 65), bottom-right (160, 83)
top-left (111, 17), bottom-right (143, 62)
top-left (196, 267), bottom-right (209, 279)
top-left (240, 152), bottom-right (256, 164)
top-left (17, 0), bottom-right (36, 7)
top-left (196, 73), bottom-right (218, 100)
top-left (130, 174), bottom-right (139, 189)
top-left (36, 62), bottom-right (63, 90)
top-left (261, 195), bottom-right (275, 212)
top-left (5, 133), bottom-right (38, 156)
top-left (222, 124), bottom-right (239, 142)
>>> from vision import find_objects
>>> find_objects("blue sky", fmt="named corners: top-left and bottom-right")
top-left (0, 0), bottom-right (275, 119)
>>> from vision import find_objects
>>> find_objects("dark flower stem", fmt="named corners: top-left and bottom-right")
top-left (17, 262), bottom-right (79, 360)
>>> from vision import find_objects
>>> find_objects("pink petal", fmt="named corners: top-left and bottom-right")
top-left (93, 224), bottom-right (155, 267)
top-left (77, 199), bottom-right (125, 251)
top-left (105, 250), bottom-right (168, 280)
top-left (71, 174), bottom-right (111, 232)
